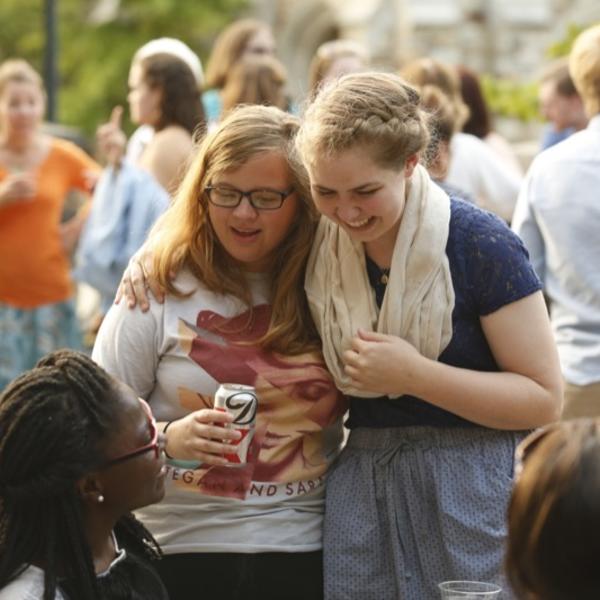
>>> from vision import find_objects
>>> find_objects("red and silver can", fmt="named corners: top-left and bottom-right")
top-left (214, 383), bottom-right (258, 466)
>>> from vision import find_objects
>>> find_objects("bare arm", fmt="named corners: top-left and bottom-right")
top-left (344, 291), bottom-right (563, 430)
top-left (138, 126), bottom-right (192, 193)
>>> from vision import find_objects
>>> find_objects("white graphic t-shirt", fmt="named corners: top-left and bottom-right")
top-left (93, 270), bottom-right (346, 554)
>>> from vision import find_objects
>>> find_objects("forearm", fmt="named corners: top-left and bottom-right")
top-left (406, 357), bottom-right (561, 430)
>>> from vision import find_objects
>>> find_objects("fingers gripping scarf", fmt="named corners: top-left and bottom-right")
top-left (305, 165), bottom-right (455, 398)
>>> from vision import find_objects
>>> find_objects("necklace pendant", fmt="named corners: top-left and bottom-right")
top-left (380, 273), bottom-right (389, 285)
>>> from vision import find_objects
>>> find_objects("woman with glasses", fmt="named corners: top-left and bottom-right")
top-left (0, 349), bottom-right (168, 600)
top-left (92, 105), bottom-right (346, 600)
top-left (507, 419), bottom-right (600, 599)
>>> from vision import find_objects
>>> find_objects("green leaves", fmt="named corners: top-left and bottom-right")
top-left (0, 0), bottom-right (247, 139)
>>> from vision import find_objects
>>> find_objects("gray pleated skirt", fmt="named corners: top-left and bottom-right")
top-left (324, 426), bottom-right (524, 600)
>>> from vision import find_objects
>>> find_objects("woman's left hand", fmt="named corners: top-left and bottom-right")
top-left (343, 328), bottom-right (427, 396)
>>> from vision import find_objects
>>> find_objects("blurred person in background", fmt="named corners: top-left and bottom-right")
top-left (538, 57), bottom-right (588, 151)
top-left (308, 39), bottom-right (368, 97)
top-left (506, 419), bottom-right (600, 600)
top-left (74, 46), bottom-right (205, 331)
top-left (512, 24), bottom-right (600, 419)
top-left (221, 54), bottom-right (289, 115)
top-left (458, 65), bottom-right (523, 176)
top-left (0, 59), bottom-right (99, 391)
top-left (401, 58), bottom-right (522, 222)
top-left (202, 19), bottom-right (276, 126)
top-left (97, 47), bottom-right (205, 194)
top-left (124, 37), bottom-right (205, 164)
top-left (419, 84), bottom-right (463, 183)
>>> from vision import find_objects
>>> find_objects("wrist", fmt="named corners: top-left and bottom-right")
top-left (403, 353), bottom-right (434, 397)
top-left (162, 419), bottom-right (177, 459)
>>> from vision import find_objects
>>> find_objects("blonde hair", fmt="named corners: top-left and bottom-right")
top-left (0, 59), bottom-right (45, 105)
top-left (296, 71), bottom-right (430, 171)
top-left (506, 419), bottom-right (600, 599)
top-left (204, 19), bottom-right (270, 90)
top-left (308, 39), bottom-right (368, 94)
top-left (221, 55), bottom-right (288, 114)
top-left (419, 84), bottom-right (459, 142)
top-left (147, 104), bottom-right (320, 355)
top-left (400, 58), bottom-right (469, 131)
top-left (569, 24), bottom-right (600, 117)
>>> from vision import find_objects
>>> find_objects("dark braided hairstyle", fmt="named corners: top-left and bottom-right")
top-left (0, 350), bottom-right (161, 600)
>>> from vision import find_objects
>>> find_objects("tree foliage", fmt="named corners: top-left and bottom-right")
top-left (0, 0), bottom-right (248, 138)
top-left (482, 22), bottom-right (597, 122)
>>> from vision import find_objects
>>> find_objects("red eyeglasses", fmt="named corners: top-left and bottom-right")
top-left (102, 398), bottom-right (161, 468)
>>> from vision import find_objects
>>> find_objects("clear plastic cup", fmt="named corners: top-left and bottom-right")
top-left (438, 580), bottom-right (502, 599)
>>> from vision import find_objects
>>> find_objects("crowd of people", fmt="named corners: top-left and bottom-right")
top-left (0, 14), bottom-right (599, 600)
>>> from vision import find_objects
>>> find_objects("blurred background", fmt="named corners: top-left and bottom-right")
top-left (1, 0), bottom-right (599, 159)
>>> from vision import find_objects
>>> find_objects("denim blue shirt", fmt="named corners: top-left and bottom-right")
top-left (73, 163), bottom-right (169, 311)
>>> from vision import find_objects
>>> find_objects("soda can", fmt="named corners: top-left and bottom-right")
top-left (214, 383), bottom-right (258, 466)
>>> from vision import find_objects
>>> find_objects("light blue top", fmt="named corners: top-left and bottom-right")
top-left (202, 88), bottom-right (222, 126)
top-left (512, 115), bottom-right (600, 385)
top-left (73, 163), bottom-right (169, 311)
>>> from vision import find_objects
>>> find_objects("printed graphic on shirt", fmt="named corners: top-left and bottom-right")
top-left (170, 304), bottom-right (346, 500)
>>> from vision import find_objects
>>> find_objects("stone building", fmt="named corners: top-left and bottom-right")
top-left (254, 0), bottom-right (600, 104)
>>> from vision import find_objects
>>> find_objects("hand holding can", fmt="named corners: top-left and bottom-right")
top-left (214, 384), bottom-right (258, 466)
top-left (164, 408), bottom-right (241, 468)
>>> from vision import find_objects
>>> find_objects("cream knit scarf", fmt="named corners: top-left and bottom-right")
top-left (305, 164), bottom-right (455, 398)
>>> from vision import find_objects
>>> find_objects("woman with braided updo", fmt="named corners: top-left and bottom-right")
top-left (293, 72), bottom-right (562, 599)
top-left (0, 350), bottom-right (168, 600)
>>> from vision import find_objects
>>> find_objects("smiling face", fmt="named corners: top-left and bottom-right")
top-left (207, 150), bottom-right (299, 272)
top-left (127, 62), bottom-right (162, 126)
top-left (98, 382), bottom-right (166, 513)
top-left (307, 146), bottom-right (417, 263)
top-left (0, 79), bottom-right (44, 138)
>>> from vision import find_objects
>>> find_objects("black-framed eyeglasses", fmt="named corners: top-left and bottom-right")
top-left (204, 185), bottom-right (295, 211)
top-left (101, 398), bottom-right (160, 468)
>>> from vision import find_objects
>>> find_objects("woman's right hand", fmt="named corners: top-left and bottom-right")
top-left (164, 409), bottom-right (243, 467)
top-left (115, 250), bottom-right (165, 311)
top-left (0, 172), bottom-right (36, 206)
top-left (96, 106), bottom-right (127, 167)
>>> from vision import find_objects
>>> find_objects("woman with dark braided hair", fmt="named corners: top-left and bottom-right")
top-left (0, 349), bottom-right (169, 600)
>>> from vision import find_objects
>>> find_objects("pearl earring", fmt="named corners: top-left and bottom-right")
top-left (98, 495), bottom-right (105, 503)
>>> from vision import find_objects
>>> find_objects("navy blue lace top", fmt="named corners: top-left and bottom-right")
top-left (346, 198), bottom-right (542, 429)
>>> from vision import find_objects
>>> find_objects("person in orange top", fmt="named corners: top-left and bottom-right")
top-left (0, 59), bottom-right (99, 390)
